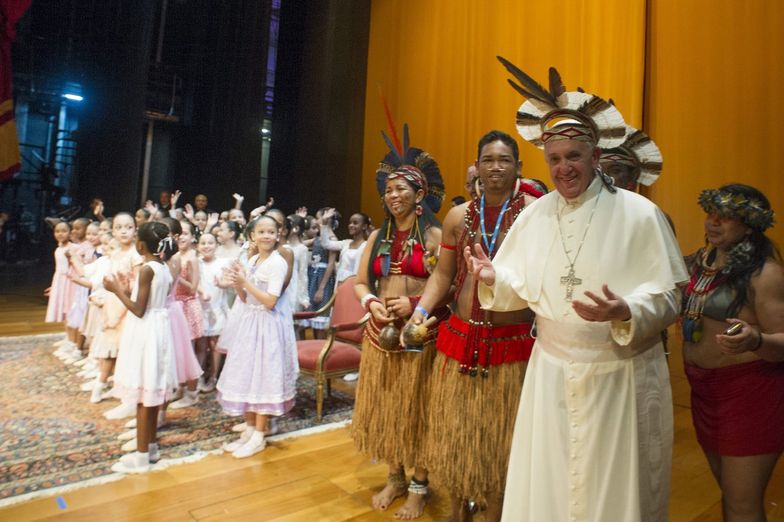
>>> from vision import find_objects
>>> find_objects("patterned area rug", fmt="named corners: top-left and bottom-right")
top-left (0, 334), bottom-right (354, 503)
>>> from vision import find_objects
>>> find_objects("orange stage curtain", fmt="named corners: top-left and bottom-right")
top-left (361, 0), bottom-right (646, 225)
top-left (362, 0), bottom-right (784, 256)
top-left (646, 0), bottom-right (784, 254)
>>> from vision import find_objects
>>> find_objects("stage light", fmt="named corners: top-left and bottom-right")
top-left (61, 81), bottom-right (84, 103)
top-left (261, 128), bottom-right (270, 135)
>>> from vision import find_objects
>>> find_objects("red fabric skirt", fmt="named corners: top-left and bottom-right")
top-left (686, 359), bottom-right (784, 456)
top-left (436, 315), bottom-right (533, 369)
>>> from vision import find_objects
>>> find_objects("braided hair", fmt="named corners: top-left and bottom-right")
top-left (138, 221), bottom-right (175, 259)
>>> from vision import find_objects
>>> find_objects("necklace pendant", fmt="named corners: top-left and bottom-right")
top-left (560, 267), bottom-right (582, 302)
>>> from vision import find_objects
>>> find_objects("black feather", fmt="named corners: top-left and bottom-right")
top-left (381, 130), bottom-right (403, 165)
top-left (548, 67), bottom-right (565, 98)
top-left (497, 56), bottom-right (557, 105)
top-left (507, 79), bottom-right (539, 101)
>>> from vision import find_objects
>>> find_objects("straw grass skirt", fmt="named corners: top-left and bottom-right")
top-left (351, 335), bottom-right (436, 469)
top-left (423, 353), bottom-right (526, 505)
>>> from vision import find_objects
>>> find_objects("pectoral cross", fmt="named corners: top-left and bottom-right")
top-left (560, 267), bottom-right (582, 301)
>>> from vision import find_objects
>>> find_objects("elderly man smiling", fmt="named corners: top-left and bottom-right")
top-left (468, 59), bottom-right (688, 522)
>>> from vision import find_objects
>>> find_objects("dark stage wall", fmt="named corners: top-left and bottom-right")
top-left (268, 0), bottom-right (371, 221)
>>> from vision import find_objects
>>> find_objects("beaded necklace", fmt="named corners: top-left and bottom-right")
top-left (479, 194), bottom-right (510, 255)
top-left (377, 217), bottom-right (424, 277)
top-left (454, 190), bottom-right (532, 377)
top-left (681, 248), bottom-right (728, 343)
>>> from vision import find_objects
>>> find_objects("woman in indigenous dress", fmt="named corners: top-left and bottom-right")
top-left (682, 184), bottom-right (784, 521)
top-left (352, 136), bottom-right (447, 520)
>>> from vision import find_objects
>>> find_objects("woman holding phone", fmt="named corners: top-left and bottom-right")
top-left (681, 184), bottom-right (784, 521)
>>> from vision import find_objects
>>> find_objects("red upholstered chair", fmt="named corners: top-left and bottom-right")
top-left (293, 275), bottom-right (367, 421)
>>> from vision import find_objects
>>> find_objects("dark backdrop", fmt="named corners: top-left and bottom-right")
top-left (268, 0), bottom-right (370, 220)
top-left (12, 0), bottom-right (370, 219)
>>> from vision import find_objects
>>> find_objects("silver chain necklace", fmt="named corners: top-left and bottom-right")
top-left (556, 185), bottom-right (602, 301)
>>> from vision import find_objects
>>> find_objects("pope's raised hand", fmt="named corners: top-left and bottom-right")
top-left (572, 284), bottom-right (631, 322)
top-left (464, 244), bottom-right (496, 286)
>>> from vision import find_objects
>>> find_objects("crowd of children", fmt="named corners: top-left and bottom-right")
top-left (44, 194), bottom-right (370, 473)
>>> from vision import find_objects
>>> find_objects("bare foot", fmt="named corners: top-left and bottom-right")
top-left (395, 492), bottom-right (427, 520)
top-left (372, 482), bottom-right (407, 511)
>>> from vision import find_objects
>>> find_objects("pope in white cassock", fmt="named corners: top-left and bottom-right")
top-left (469, 60), bottom-right (689, 522)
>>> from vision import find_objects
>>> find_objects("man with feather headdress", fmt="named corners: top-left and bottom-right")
top-left (469, 60), bottom-right (688, 521)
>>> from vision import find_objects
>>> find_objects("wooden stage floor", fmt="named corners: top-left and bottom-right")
top-left (0, 272), bottom-right (782, 521)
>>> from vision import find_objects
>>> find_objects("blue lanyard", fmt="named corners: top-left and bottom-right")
top-left (479, 194), bottom-right (510, 255)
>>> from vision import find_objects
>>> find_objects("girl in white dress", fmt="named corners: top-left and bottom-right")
top-left (319, 209), bottom-right (369, 282)
top-left (91, 213), bottom-right (141, 412)
top-left (285, 214), bottom-right (311, 312)
top-left (104, 221), bottom-right (178, 474)
top-left (217, 215), bottom-right (298, 458)
top-left (197, 232), bottom-right (231, 390)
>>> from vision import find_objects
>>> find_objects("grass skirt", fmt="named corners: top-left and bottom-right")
top-left (350, 334), bottom-right (436, 469)
top-left (423, 352), bottom-right (526, 505)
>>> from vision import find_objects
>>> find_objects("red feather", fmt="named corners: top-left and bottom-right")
top-left (378, 85), bottom-right (403, 157)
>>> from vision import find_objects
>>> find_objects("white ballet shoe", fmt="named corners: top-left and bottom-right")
top-left (90, 381), bottom-right (108, 404)
top-left (104, 403), bottom-right (136, 420)
top-left (198, 377), bottom-right (217, 393)
top-left (80, 367), bottom-right (99, 379)
top-left (223, 428), bottom-right (253, 453)
top-left (117, 428), bottom-right (136, 441)
top-left (111, 451), bottom-right (149, 474)
top-left (232, 431), bottom-right (265, 459)
top-left (73, 357), bottom-right (91, 367)
top-left (54, 344), bottom-right (77, 359)
top-left (64, 353), bottom-right (85, 365)
top-left (169, 389), bottom-right (198, 409)
top-left (231, 421), bottom-right (247, 433)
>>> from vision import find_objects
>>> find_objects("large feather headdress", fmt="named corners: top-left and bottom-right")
top-left (375, 122), bottom-right (445, 214)
top-left (497, 56), bottom-right (626, 149)
top-left (600, 125), bottom-right (663, 186)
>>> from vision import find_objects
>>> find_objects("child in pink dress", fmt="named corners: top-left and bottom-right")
top-left (48, 221), bottom-right (81, 361)
top-left (46, 221), bottom-right (74, 325)
top-left (62, 218), bottom-right (97, 363)
top-left (160, 219), bottom-right (203, 403)
top-left (169, 220), bottom-right (203, 409)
